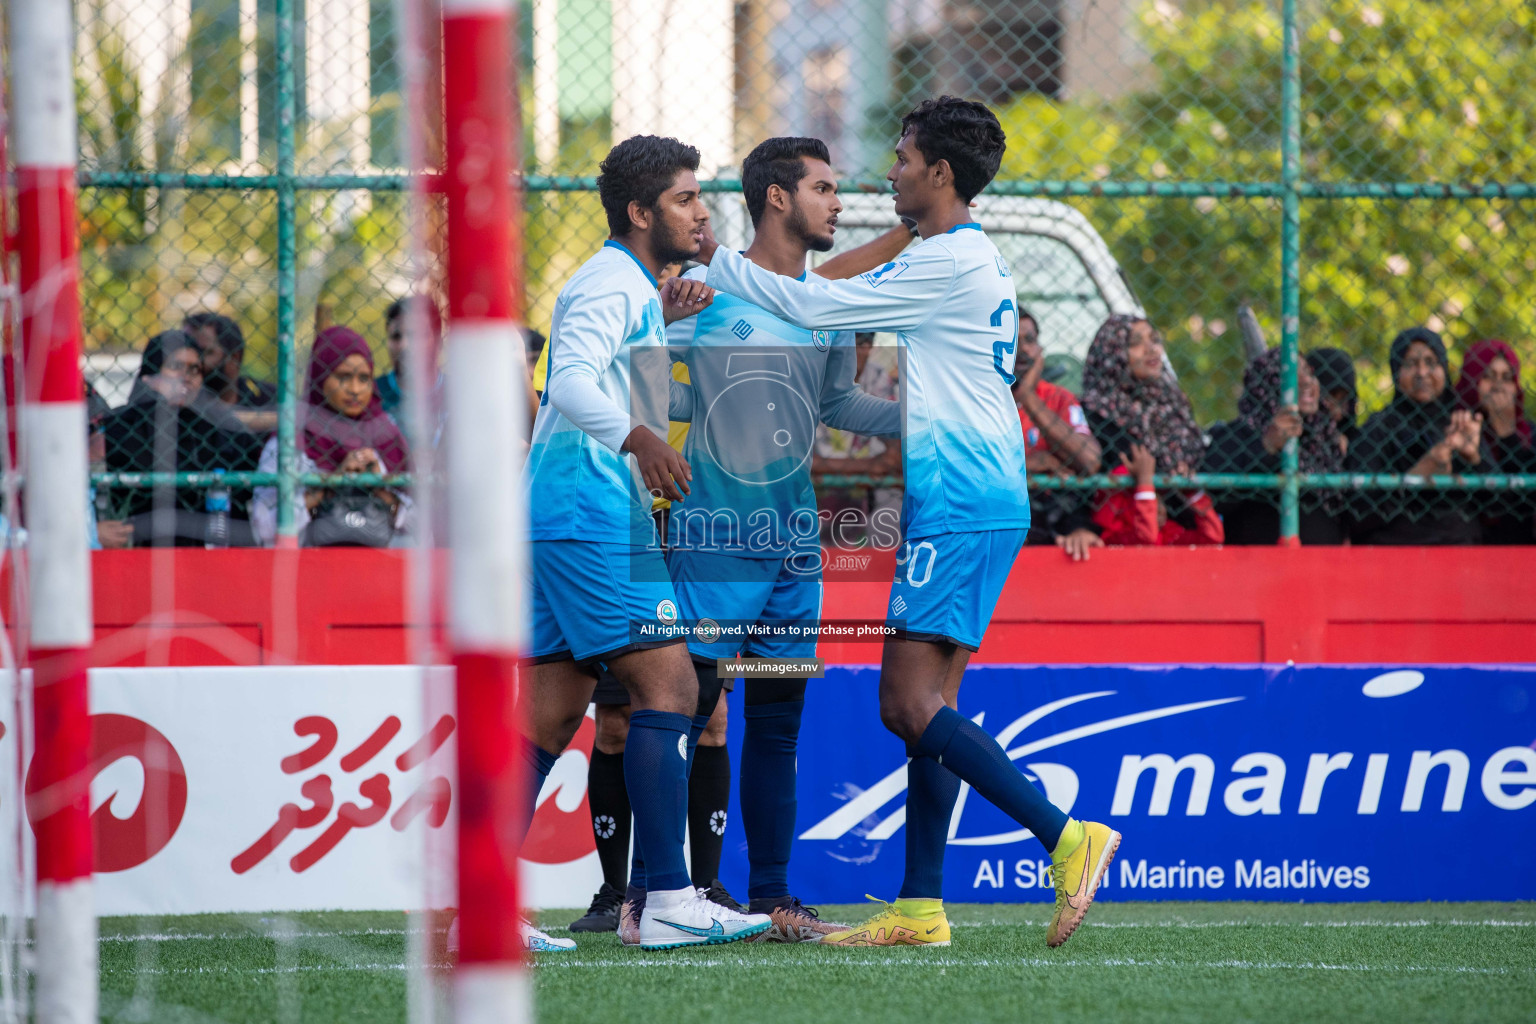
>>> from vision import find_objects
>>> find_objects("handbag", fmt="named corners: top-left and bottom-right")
top-left (301, 491), bottom-right (396, 548)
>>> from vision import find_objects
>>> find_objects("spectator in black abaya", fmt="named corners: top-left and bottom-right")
top-left (1306, 346), bottom-right (1359, 455)
top-left (101, 330), bottom-right (264, 546)
top-left (1347, 327), bottom-right (1488, 544)
top-left (1206, 348), bottom-right (1346, 544)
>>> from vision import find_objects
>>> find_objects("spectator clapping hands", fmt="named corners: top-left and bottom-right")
top-left (334, 446), bottom-right (386, 477)
top-left (1445, 409), bottom-right (1484, 466)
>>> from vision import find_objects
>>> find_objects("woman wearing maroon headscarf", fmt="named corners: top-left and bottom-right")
top-left (1456, 339), bottom-right (1535, 544)
top-left (253, 326), bottom-right (413, 545)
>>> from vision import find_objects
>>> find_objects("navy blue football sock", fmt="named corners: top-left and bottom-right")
top-left (513, 737), bottom-right (558, 851)
top-left (624, 709), bottom-right (693, 893)
top-left (630, 712), bottom-right (709, 893)
top-left (740, 699), bottom-right (803, 900)
top-left (915, 706), bottom-right (1068, 852)
top-left (898, 752), bottom-right (961, 899)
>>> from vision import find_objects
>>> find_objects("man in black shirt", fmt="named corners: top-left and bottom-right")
top-left (183, 312), bottom-right (277, 426)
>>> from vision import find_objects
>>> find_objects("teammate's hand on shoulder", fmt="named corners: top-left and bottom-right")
top-left (622, 425), bottom-right (691, 501)
top-left (695, 223), bottom-right (720, 265)
top-left (660, 276), bottom-right (714, 323)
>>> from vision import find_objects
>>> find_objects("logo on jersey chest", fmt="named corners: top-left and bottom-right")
top-left (731, 319), bottom-right (755, 341)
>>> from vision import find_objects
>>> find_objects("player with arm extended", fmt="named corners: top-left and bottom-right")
top-left (516, 134), bottom-right (769, 950)
top-left (695, 97), bottom-right (1122, 949)
top-left (649, 137), bottom-right (908, 944)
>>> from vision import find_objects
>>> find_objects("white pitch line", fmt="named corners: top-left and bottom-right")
top-left (97, 954), bottom-right (1534, 978)
top-left (102, 963), bottom-right (411, 978)
top-left (949, 919), bottom-right (1535, 929)
top-left (86, 919), bottom-right (1533, 944)
top-left (95, 928), bottom-right (417, 944)
top-left (528, 955), bottom-right (1529, 976)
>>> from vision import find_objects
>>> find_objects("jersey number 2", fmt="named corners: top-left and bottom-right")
top-left (990, 299), bottom-right (1017, 386)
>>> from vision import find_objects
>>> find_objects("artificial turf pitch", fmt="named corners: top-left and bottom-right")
top-left (97, 901), bottom-right (1534, 1023)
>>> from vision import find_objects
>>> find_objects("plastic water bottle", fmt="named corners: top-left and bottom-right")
top-left (204, 470), bottom-right (230, 549)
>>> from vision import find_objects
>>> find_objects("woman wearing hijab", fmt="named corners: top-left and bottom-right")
top-left (1455, 339), bottom-right (1535, 544)
top-left (252, 326), bottom-right (413, 546)
top-left (1348, 327), bottom-right (1488, 544)
top-left (1306, 346), bottom-right (1359, 452)
top-left (101, 330), bottom-right (265, 545)
top-left (1067, 314), bottom-right (1213, 546)
top-left (1080, 315), bottom-right (1206, 470)
top-left (1205, 347), bottom-right (1346, 544)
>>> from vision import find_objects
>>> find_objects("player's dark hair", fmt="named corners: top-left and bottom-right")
top-left (899, 96), bottom-right (1006, 202)
top-left (741, 137), bottom-right (832, 226)
top-left (597, 135), bottom-right (701, 237)
top-left (385, 294), bottom-right (443, 336)
top-left (181, 312), bottom-right (244, 358)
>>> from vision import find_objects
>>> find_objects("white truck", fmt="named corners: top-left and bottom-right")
top-left (708, 191), bottom-right (1144, 392)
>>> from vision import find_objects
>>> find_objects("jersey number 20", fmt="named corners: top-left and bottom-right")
top-left (990, 299), bottom-right (1017, 386)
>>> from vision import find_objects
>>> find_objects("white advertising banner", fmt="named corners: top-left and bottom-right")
top-left (2, 666), bottom-right (601, 915)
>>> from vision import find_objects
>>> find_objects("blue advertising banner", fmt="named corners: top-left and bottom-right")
top-left (719, 665), bottom-right (1536, 903)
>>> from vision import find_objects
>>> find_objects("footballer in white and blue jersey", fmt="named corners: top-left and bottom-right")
top-left (525, 239), bottom-right (679, 665)
top-left (665, 270), bottom-right (899, 662)
top-left (700, 100), bottom-right (1121, 950)
top-left (515, 135), bottom-right (772, 952)
top-left (705, 196), bottom-right (1030, 654)
top-left (666, 137), bottom-right (913, 937)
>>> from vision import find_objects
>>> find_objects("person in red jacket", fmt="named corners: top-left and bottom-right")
top-left (1092, 443), bottom-right (1224, 546)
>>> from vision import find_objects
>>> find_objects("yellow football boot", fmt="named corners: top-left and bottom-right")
top-left (1046, 819), bottom-right (1121, 947)
top-left (819, 896), bottom-right (951, 947)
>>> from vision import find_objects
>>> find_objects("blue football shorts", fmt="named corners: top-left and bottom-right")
top-left (884, 529), bottom-right (1027, 652)
top-left (667, 548), bottom-right (823, 662)
top-left (530, 540), bottom-right (686, 666)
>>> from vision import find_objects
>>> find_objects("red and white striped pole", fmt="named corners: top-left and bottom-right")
top-left (12, 1), bottom-right (97, 1021)
top-left (442, 0), bottom-right (530, 1021)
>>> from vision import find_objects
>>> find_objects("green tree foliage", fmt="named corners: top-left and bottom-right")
top-left (75, 2), bottom-right (412, 391)
top-left (72, 0), bottom-right (1534, 428)
top-left (997, 0), bottom-right (1536, 423)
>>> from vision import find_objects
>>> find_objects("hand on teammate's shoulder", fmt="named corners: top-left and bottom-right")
top-left (695, 224), bottom-right (720, 265)
top-left (660, 275), bottom-right (714, 323)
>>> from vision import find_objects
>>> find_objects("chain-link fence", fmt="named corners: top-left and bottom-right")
top-left (62, 0), bottom-right (1536, 546)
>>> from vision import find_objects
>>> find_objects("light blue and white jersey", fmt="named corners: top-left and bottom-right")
top-left (526, 241), bottom-right (671, 543)
top-left (706, 224), bottom-right (1031, 539)
top-left (665, 265), bottom-right (900, 558)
